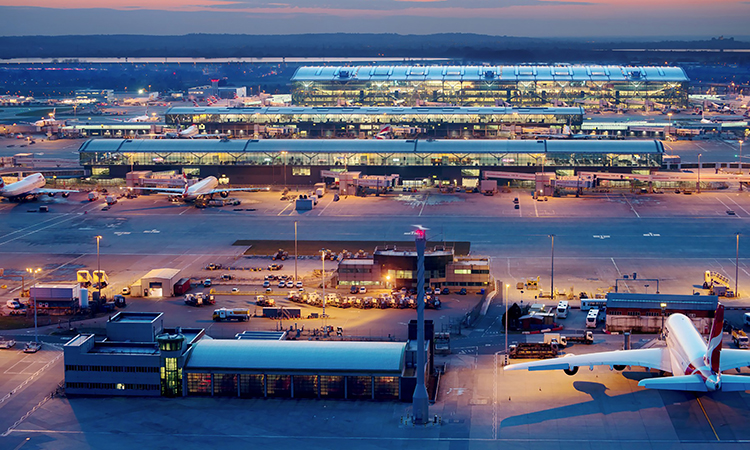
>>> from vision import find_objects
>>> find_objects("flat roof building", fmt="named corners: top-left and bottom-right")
top-left (164, 105), bottom-right (585, 139)
top-left (605, 293), bottom-right (719, 334)
top-left (291, 65), bottom-right (689, 109)
top-left (79, 138), bottom-right (664, 185)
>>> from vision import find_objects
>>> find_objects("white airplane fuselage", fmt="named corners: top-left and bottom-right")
top-left (181, 176), bottom-right (219, 201)
top-left (0, 173), bottom-right (46, 199)
top-left (664, 313), bottom-right (720, 390)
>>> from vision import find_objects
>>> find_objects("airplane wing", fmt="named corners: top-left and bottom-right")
top-left (719, 349), bottom-right (750, 372)
top-left (204, 187), bottom-right (270, 195)
top-left (504, 348), bottom-right (671, 373)
top-left (30, 187), bottom-right (79, 194)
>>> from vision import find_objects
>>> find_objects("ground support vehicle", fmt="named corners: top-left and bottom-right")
top-left (213, 308), bottom-right (251, 321)
top-left (732, 329), bottom-right (750, 349)
top-left (509, 343), bottom-right (559, 359)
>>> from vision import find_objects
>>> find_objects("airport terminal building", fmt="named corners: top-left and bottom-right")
top-left (291, 65), bottom-right (689, 109)
top-left (164, 106), bottom-right (585, 139)
top-left (78, 138), bottom-right (665, 185)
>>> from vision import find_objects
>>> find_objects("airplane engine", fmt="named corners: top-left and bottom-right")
top-left (563, 366), bottom-right (579, 376)
top-left (48, 192), bottom-right (55, 197)
top-left (220, 191), bottom-right (229, 198)
top-left (613, 365), bottom-right (626, 371)
top-left (62, 192), bottom-right (70, 198)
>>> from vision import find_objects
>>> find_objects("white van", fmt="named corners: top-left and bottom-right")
top-left (556, 300), bottom-right (569, 319)
top-left (745, 312), bottom-right (750, 327)
top-left (586, 308), bottom-right (599, 328)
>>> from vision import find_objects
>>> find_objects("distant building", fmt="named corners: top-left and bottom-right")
top-left (605, 293), bottom-right (719, 333)
top-left (291, 65), bottom-right (689, 109)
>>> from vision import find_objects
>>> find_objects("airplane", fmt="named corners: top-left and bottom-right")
top-left (165, 125), bottom-right (226, 139)
top-left (375, 125), bottom-right (425, 139)
top-left (0, 173), bottom-right (79, 201)
top-left (133, 175), bottom-right (268, 202)
top-left (34, 108), bottom-right (64, 127)
top-left (125, 108), bottom-right (158, 123)
top-left (505, 304), bottom-right (750, 392)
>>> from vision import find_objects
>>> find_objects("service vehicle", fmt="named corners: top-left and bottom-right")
top-left (0, 337), bottom-right (16, 349)
top-left (23, 341), bottom-right (41, 353)
top-left (88, 191), bottom-right (100, 201)
top-left (221, 274), bottom-right (233, 281)
top-left (203, 278), bottom-right (212, 287)
top-left (256, 295), bottom-right (275, 307)
top-left (263, 280), bottom-right (271, 288)
top-left (272, 249), bottom-right (288, 261)
top-left (6, 299), bottom-right (22, 309)
top-left (586, 309), bottom-right (600, 328)
top-left (212, 308), bottom-right (251, 322)
top-left (458, 288), bottom-right (467, 295)
top-left (105, 194), bottom-right (117, 206)
top-left (556, 300), bottom-right (569, 319)
top-left (268, 263), bottom-right (283, 271)
top-left (207, 263), bottom-right (222, 270)
top-left (509, 342), bottom-right (559, 359)
top-left (732, 329), bottom-right (750, 349)
top-left (565, 330), bottom-right (594, 345)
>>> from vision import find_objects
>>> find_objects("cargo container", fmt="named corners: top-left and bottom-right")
top-left (173, 278), bottom-right (191, 295)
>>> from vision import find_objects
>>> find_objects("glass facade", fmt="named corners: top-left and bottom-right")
top-left (266, 374), bottom-right (291, 398)
top-left (186, 373), bottom-right (212, 396)
top-left (160, 357), bottom-right (182, 397)
top-left (291, 65), bottom-right (688, 109)
top-left (239, 374), bottom-right (265, 398)
top-left (165, 107), bottom-right (584, 139)
top-left (292, 375), bottom-right (319, 399)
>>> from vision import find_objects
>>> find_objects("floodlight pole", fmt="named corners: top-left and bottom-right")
top-left (736, 233), bottom-right (740, 298)
top-left (412, 230), bottom-right (429, 424)
top-left (294, 221), bottom-right (298, 282)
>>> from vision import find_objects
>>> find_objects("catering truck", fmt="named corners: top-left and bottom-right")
top-left (212, 308), bottom-right (251, 322)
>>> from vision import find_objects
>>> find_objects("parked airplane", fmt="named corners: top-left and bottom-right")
top-left (0, 173), bottom-right (78, 201)
top-left (34, 108), bottom-right (64, 127)
top-left (133, 175), bottom-right (268, 202)
top-left (506, 304), bottom-right (750, 392)
top-left (165, 125), bottom-right (225, 139)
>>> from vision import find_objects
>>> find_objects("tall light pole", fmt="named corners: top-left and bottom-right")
top-left (280, 151), bottom-right (288, 188)
top-left (736, 233), bottom-right (741, 298)
top-left (504, 283), bottom-right (510, 366)
top-left (26, 267), bottom-right (41, 343)
top-left (321, 250), bottom-right (326, 322)
top-left (294, 221), bottom-right (298, 282)
top-left (549, 234), bottom-right (555, 299)
top-left (740, 140), bottom-right (745, 176)
top-left (412, 227), bottom-right (429, 424)
top-left (667, 112), bottom-right (673, 140)
top-left (697, 153), bottom-right (702, 194)
top-left (95, 235), bottom-right (102, 299)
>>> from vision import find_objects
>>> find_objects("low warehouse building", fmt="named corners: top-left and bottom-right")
top-left (605, 293), bottom-right (719, 333)
top-left (129, 268), bottom-right (182, 297)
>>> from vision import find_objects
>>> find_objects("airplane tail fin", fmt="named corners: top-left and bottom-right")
top-left (0, 177), bottom-right (4, 189)
top-left (376, 125), bottom-right (392, 140)
top-left (706, 303), bottom-right (724, 373)
top-left (182, 174), bottom-right (189, 197)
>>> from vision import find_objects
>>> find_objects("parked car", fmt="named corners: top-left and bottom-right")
top-left (0, 337), bottom-right (16, 349)
top-left (278, 281), bottom-right (286, 288)
top-left (359, 286), bottom-right (367, 294)
top-left (458, 288), bottom-right (467, 295)
top-left (441, 287), bottom-right (450, 295)
top-left (285, 280), bottom-right (294, 288)
top-left (23, 341), bottom-right (41, 353)
top-left (263, 280), bottom-right (271, 288)
top-left (296, 281), bottom-right (303, 288)
top-left (350, 286), bottom-right (359, 294)
top-left (121, 287), bottom-right (131, 295)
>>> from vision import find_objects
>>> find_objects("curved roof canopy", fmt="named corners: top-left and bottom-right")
top-left (292, 65), bottom-right (689, 83)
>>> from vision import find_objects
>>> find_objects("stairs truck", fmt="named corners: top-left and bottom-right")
top-left (732, 329), bottom-right (749, 349)
top-left (212, 308), bottom-right (251, 322)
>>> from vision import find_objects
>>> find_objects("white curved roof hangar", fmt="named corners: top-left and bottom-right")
top-left (185, 340), bottom-right (406, 374)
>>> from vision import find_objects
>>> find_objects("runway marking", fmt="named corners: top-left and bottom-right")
top-left (724, 196), bottom-right (750, 216)
top-left (317, 196), bottom-right (335, 216)
top-left (533, 198), bottom-right (539, 217)
top-left (418, 193), bottom-right (428, 216)
top-left (715, 197), bottom-right (740, 216)
top-left (695, 395), bottom-right (720, 441)
top-left (0, 214), bottom-right (82, 247)
top-left (1, 381), bottom-right (63, 438)
top-left (611, 257), bottom-right (623, 277)
top-left (277, 202), bottom-right (293, 216)
top-left (0, 351), bottom-right (62, 408)
top-left (621, 194), bottom-right (641, 218)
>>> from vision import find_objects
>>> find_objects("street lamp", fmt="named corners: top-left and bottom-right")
top-left (280, 151), bottom-right (288, 188)
top-left (736, 233), bottom-right (741, 298)
top-left (95, 235), bottom-right (102, 298)
top-left (549, 234), bottom-right (555, 299)
top-left (504, 283), bottom-right (510, 366)
top-left (26, 267), bottom-right (42, 344)
top-left (697, 153), bottom-right (702, 193)
top-left (740, 140), bottom-right (744, 176)
top-left (667, 112), bottom-right (673, 139)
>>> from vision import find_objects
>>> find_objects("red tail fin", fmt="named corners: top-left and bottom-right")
top-left (706, 303), bottom-right (724, 373)
top-left (182, 174), bottom-right (189, 197)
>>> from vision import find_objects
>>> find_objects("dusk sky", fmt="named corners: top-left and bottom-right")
top-left (0, 0), bottom-right (748, 38)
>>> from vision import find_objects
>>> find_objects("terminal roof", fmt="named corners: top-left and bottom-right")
top-left (165, 106), bottom-right (585, 116)
top-left (185, 340), bottom-right (405, 374)
top-left (79, 139), bottom-right (664, 155)
top-left (292, 65), bottom-right (689, 83)
top-left (605, 293), bottom-right (719, 311)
